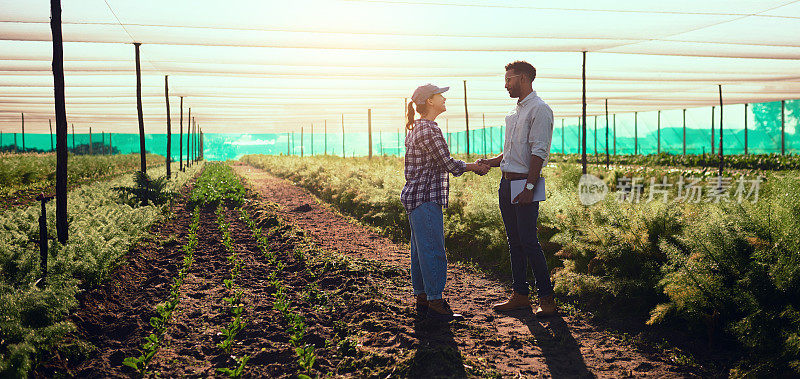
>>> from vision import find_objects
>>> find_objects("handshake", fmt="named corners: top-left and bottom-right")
top-left (467, 158), bottom-right (494, 176)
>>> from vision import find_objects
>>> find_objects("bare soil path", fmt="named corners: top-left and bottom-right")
top-left (233, 163), bottom-right (698, 378)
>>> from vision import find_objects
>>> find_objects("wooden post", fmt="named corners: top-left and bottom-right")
top-left (605, 99), bottom-right (609, 168)
top-left (52, 0), bottom-right (69, 243)
top-left (49, 119), bottom-right (54, 151)
top-left (192, 118), bottom-right (196, 163)
top-left (634, 112), bottom-right (638, 155)
top-left (744, 104), bottom-right (748, 155)
top-left (657, 110), bottom-right (661, 154)
top-left (581, 51), bottom-right (587, 174)
top-left (463, 80), bottom-right (470, 157)
top-left (683, 109), bottom-right (686, 156)
top-left (109, 132), bottom-right (112, 154)
top-left (781, 100), bottom-right (785, 155)
top-left (14, 133), bottom-right (18, 152)
top-left (21, 113), bottom-right (25, 152)
top-left (134, 43), bottom-right (146, 174)
top-left (711, 106), bottom-right (715, 155)
top-left (368, 109), bottom-right (372, 159)
top-left (101, 131), bottom-right (105, 154)
top-left (179, 97), bottom-right (183, 171)
top-left (719, 85), bottom-right (724, 176)
top-left (165, 76), bottom-right (171, 178)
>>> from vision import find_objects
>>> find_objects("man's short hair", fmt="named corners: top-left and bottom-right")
top-left (505, 61), bottom-right (536, 82)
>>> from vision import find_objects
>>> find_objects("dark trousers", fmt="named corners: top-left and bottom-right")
top-left (498, 178), bottom-right (554, 298)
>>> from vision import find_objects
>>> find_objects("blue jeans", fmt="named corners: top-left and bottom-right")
top-left (408, 202), bottom-right (447, 300)
top-left (498, 178), bottom-right (554, 298)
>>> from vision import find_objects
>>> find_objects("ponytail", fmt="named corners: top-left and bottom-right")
top-left (406, 100), bottom-right (429, 131)
top-left (406, 102), bottom-right (416, 130)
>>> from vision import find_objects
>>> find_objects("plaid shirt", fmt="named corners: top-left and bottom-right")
top-left (401, 119), bottom-right (467, 213)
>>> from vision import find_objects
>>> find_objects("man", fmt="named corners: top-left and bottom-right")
top-left (478, 60), bottom-right (556, 316)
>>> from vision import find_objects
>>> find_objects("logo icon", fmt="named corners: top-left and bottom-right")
top-left (578, 174), bottom-right (608, 206)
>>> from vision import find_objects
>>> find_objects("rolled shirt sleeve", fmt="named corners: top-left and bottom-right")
top-left (528, 104), bottom-right (554, 164)
top-left (420, 125), bottom-right (467, 176)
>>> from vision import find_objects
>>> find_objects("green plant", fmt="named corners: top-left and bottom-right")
top-left (112, 170), bottom-right (176, 206)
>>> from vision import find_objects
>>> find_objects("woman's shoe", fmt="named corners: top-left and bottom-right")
top-left (426, 298), bottom-right (464, 322)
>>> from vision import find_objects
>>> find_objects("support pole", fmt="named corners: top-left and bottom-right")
top-left (368, 109), bottom-right (372, 159)
top-left (711, 106), bottom-right (715, 155)
top-left (781, 100), bottom-right (785, 155)
top-left (165, 75), bottom-right (171, 178)
top-left (49, 119), bottom-right (54, 151)
top-left (634, 112), bottom-right (638, 155)
top-left (287, 132), bottom-right (290, 155)
top-left (341, 114), bottom-right (345, 157)
top-left (605, 99), bottom-right (609, 168)
top-left (71, 123), bottom-right (75, 150)
top-left (657, 110), bottom-right (661, 154)
top-left (744, 104), bottom-right (748, 155)
top-left (581, 51), bottom-right (587, 174)
top-left (187, 107), bottom-right (191, 168)
top-left (134, 42), bottom-right (146, 174)
top-left (179, 97), bottom-right (183, 171)
top-left (21, 113), bottom-right (25, 152)
top-left (683, 109), bottom-right (686, 156)
top-left (463, 80), bottom-right (470, 157)
top-left (89, 127), bottom-right (92, 155)
top-left (51, 0), bottom-right (69, 243)
top-left (719, 84), bottom-right (724, 176)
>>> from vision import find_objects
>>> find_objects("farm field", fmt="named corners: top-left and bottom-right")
top-left (0, 153), bottom-right (168, 209)
top-left (240, 154), bottom-right (800, 377)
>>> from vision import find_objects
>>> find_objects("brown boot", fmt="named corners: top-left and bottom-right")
top-left (426, 298), bottom-right (464, 322)
top-left (415, 293), bottom-right (428, 318)
top-left (535, 294), bottom-right (557, 317)
top-left (492, 291), bottom-right (531, 312)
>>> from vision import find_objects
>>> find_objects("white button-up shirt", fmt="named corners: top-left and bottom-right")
top-left (500, 90), bottom-right (554, 174)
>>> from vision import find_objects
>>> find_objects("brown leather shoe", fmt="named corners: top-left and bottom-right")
top-left (492, 291), bottom-right (531, 312)
top-left (535, 294), bottom-right (557, 317)
top-left (415, 293), bottom-right (428, 318)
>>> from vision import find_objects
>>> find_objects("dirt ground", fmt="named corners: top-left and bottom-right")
top-left (33, 163), bottom-right (701, 378)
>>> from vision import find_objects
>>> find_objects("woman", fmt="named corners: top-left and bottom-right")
top-left (401, 83), bottom-right (489, 321)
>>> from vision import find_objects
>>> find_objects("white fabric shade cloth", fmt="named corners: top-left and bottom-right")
top-left (0, 0), bottom-right (798, 133)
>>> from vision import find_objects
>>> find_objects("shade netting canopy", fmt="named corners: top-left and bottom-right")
top-left (0, 0), bottom-right (799, 137)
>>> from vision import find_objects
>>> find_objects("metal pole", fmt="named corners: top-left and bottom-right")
top-left (179, 96), bottom-right (183, 171)
top-left (634, 112), bottom-right (638, 155)
top-left (744, 104), bottom-right (748, 155)
top-left (21, 113), bottom-right (25, 152)
top-left (368, 109), bottom-right (372, 159)
top-left (581, 51), bottom-right (587, 174)
top-left (711, 106), bottom-right (715, 155)
top-left (657, 110), bottom-right (661, 154)
top-left (134, 43), bottom-right (146, 174)
top-left (342, 114), bottom-right (345, 157)
top-left (781, 99), bottom-right (785, 155)
top-left (683, 109), bottom-right (686, 156)
top-left (605, 99), bottom-right (609, 168)
top-left (719, 84), bottom-right (724, 176)
top-left (463, 80), bottom-right (470, 157)
top-left (51, 0), bottom-right (69, 243)
top-left (165, 75), bottom-right (171, 178)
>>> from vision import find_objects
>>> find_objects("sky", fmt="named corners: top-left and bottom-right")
top-left (0, 0), bottom-right (799, 134)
